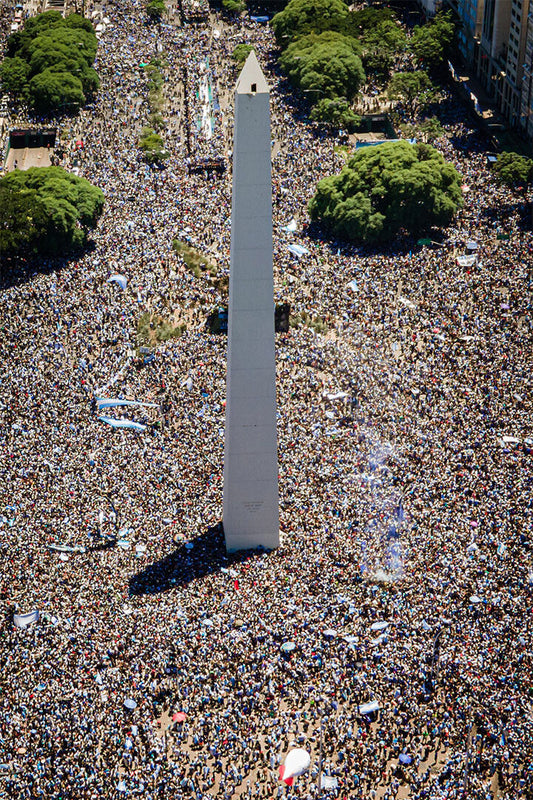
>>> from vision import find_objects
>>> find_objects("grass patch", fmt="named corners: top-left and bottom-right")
top-left (290, 311), bottom-right (328, 334)
top-left (173, 239), bottom-right (228, 295)
top-left (333, 144), bottom-right (350, 160)
top-left (137, 312), bottom-right (186, 347)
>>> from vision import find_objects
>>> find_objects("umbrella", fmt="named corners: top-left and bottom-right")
top-left (370, 621), bottom-right (389, 631)
top-left (469, 595), bottom-right (482, 604)
top-left (185, 542), bottom-right (194, 550)
top-left (323, 628), bottom-right (337, 638)
top-left (343, 635), bottom-right (358, 644)
top-left (124, 698), bottom-right (137, 710)
top-left (281, 641), bottom-right (296, 653)
top-left (399, 753), bottom-right (412, 765)
top-left (172, 712), bottom-right (187, 723)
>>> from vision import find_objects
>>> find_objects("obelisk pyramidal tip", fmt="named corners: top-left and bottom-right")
top-left (223, 52), bottom-right (280, 553)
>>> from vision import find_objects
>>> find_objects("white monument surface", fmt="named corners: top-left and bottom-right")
top-left (223, 52), bottom-right (280, 552)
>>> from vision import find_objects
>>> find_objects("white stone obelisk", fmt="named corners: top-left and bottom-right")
top-left (223, 52), bottom-right (279, 552)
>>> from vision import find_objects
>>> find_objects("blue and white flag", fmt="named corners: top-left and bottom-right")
top-left (288, 244), bottom-right (310, 258)
top-left (107, 274), bottom-right (128, 290)
top-left (96, 397), bottom-right (158, 410)
top-left (98, 416), bottom-right (147, 432)
top-left (14, 610), bottom-right (39, 628)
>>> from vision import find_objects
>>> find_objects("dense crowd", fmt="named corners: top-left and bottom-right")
top-left (0, 0), bottom-right (532, 798)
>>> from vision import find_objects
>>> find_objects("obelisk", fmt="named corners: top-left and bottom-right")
top-left (223, 51), bottom-right (279, 552)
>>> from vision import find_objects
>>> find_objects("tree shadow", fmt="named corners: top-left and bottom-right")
top-left (0, 240), bottom-right (96, 292)
top-left (304, 219), bottom-right (450, 256)
top-left (128, 523), bottom-right (270, 597)
top-left (478, 198), bottom-right (532, 231)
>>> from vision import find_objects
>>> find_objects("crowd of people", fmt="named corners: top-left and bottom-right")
top-left (0, 0), bottom-right (532, 798)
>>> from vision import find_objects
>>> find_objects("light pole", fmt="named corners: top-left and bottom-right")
top-left (317, 698), bottom-right (324, 794)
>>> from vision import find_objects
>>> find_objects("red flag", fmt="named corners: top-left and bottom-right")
top-left (234, 579), bottom-right (239, 591)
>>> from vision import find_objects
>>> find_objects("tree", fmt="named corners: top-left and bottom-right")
top-left (359, 19), bottom-right (406, 80)
top-left (0, 183), bottom-right (45, 255)
top-left (387, 71), bottom-right (438, 116)
top-left (139, 126), bottom-right (169, 164)
top-left (309, 140), bottom-right (463, 242)
top-left (232, 44), bottom-right (253, 65)
top-left (411, 12), bottom-right (455, 70)
top-left (492, 151), bottom-right (533, 190)
top-left (400, 116), bottom-right (445, 143)
top-left (271, 0), bottom-right (350, 48)
top-left (418, 116), bottom-right (445, 142)
top-left (223, 0), bottom-right (246, 12)
top-left (1, 11), bottom-right (98, 112)
top-left (0, 166), bottom-right (104, 257)
top-left (0, 56), bottom-right (30, 95)
top-left (310, 97), bottom-right (361, 131)
top-left (280, 32), bottom-right (365, 100)
top-left (347, 6), bottom-right (395, 34)
top-left (28, 68), bottom-right (86, 113)
top-left (146, 0), bottom-right (166, 19)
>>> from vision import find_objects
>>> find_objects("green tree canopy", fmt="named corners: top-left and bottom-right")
top-left (400, 116), bottom-right (445, 143)
top-left (5, 9), bottom-right (64, 57)
top-left (347, 6), bottom-right (395, 34)
top-left (232, 44), bottom-right (254, 65)
top-left (139, 126), bottom-right (170, 164)
top-left (146, 0), bottom-right (166, 19)
top-left (271, 0), bottom-right (350, 48)
top-left (492, 151), bottom-right (533, 189)
top-left (309, 97), bottom-right (361, 131)
top-left (309, 140), bottom-right (463, 242)
top-left (359, 19), bottom-right (406, 79)
top-left (0, 166), bottom-right (104, 257)
top-left (387, 71), bottom-right (437, 115)
top-left (411, 11), bottom-right (455, 70)
top-left (28, 69), bottom-right (86, 113)
top-left (280, 31), bottom-right (364, 100)
top-left (0, 11), bottom-right (98, 112)
top-left (0, 56), bottom-right (30, 95)
top-left (222, 0), bottom-right (246, 12)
